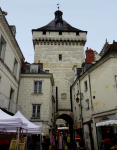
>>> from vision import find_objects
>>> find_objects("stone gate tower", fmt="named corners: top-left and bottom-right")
top-left (32, 10), bottom-right (87, 118)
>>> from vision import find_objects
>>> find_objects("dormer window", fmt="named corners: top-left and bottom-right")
top-left (30, 65), bottom-right (38, 73)
top-left (56, 20), bottom-right (63, 29)
top-left (43, 31), bottom-right (46, 35)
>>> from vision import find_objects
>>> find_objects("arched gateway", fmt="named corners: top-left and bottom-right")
top-left (32, 9), bottom-right (87, 138)
top-left (55, 112), bottom-right (73, 141)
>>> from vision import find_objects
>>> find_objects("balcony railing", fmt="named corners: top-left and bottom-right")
top-left (0, 92), bottom-right (22, 114)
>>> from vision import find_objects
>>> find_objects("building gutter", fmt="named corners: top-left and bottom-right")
top-left (88, 74), bottom-right (93, 108)
top-left (70, 86), bottom-right (73, 112)
top-left (16, 58), bottom-right (23, 111)
top-left (78, 78), bottom-right (84, 140)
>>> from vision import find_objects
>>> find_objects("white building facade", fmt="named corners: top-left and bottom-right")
top-left (0, 8), bottom-right (24, 114)
top-left (18, 63), bottom-right (55, 136)
top-left (72, 42), bottom-right (117, 150)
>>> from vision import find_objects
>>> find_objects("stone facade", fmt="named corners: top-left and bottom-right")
top-left (33, 32), bottom-right (86, 112)
top-left (0, 8), bottom-right (23, 113)
top-left (18, 72), bottom-right (55, 136)
top-left (72, 45), bottom-right (117, 150)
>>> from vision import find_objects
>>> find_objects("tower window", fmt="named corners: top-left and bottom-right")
top-left (43, 31), bottom-right (46, 35)
top-left (59, 31), bottom-right (62, 35)
top-left (59, 54), bottom-right (62, 61)
top-left (76, 32), bottom-right (79, 35)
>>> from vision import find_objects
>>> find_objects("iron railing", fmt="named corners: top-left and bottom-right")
top-left (0, 92), bottom-right (22, 114)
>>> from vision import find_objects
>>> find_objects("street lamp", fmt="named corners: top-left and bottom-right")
top-left (76, 91), bottom-right (83, 104)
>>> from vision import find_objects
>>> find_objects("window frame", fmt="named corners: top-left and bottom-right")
top-left (0, 35), bottom-right (6, 61)
top-left (86, 99), bottom-right (89, 111)
top-left (43, 31), bottom-right (46, 35)
top-left (84, 80), bottom-right (88, 92)
top-left (33, 81), bottom-right (42, 94)
top-left (59, 31), bottom-right (62, 35)
top-left (32, 104), bottom-right (41, 118)
top-left (59, 54), bottom-right (62, 61)
top-left (13, 58), bottom-right (18, 77)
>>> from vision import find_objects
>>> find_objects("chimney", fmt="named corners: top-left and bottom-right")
top-left (85, 47), bottom-right (94, 63)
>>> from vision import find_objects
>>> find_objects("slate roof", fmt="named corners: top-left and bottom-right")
top-left (32, 20), bottom-right (87, 33)
top-left (32, 10), bottom-right (87, 33)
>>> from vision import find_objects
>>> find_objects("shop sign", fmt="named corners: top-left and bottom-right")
top-left (73, 123), bottom-right (82, 129)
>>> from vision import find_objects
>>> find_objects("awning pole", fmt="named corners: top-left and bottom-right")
top-left (17, 127), bottom-right (20, 150)
top-left (26, 129), bottom-right (27, 150)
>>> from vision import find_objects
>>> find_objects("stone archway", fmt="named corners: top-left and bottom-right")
top-left (55, 113), bottom-right (74, 141)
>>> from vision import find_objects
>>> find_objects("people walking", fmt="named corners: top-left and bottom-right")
top-left (75, 133), bottom-right (82, 150)
top-left (41, 136), bottom-right (46, 150)
top-left (67, 134), bottom-right (71, 150)
top-left (45, 134), bottom-right (51, 150)
top-left (63, 132), bottom-right (67, 147)
top-left (52, 134), bottom-right (55, 150)
top-left (59, 135), bottom-right (63, 149)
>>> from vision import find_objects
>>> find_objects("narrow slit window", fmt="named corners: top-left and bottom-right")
top-left (59, 31), bottom-right (62, 35)
top-left (43, 31), bottom-right (46, 35)
top-left (76, 32), bottom-right (79, 35)
top-left (59, 54), bottom-right (62, 61)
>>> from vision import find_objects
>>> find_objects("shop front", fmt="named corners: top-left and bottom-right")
top-left (73, 122), bottom-right (82, 138)
top-left (94, 113), bottom-right (117, 150)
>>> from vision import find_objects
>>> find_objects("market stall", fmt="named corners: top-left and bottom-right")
top-left (0, 109), bottom-right (27, 150)
top-left (96, 120), bottom-right (117, 150)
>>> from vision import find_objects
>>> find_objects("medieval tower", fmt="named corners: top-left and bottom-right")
top-left (32, 10), bottom-right (87, 130)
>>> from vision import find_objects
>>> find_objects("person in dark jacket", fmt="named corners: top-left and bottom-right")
top-left (45, 134), bottom-right (51, 150)
top-left (63, 132), bottom-right (67, 147)
top-left (41, 136), bottom-right (46, 150)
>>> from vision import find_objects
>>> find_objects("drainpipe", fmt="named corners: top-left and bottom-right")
top-left (88, 74), bottom-right (93, 108)
top-left (78, 78), bottom-right (84, 140)
top-left (16, 58), bottom-right (23, 112)
top-left (70, 86), bottom-right (73, 112)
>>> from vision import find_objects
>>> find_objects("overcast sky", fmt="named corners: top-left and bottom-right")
top-left (1, 0), bottom-right (117, 63)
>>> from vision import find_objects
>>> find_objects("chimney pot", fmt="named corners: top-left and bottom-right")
top-left (85, 48), bottom-right (94, 64)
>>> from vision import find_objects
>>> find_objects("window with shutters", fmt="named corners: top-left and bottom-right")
top-left (32, 104), bottom-right (41, 118)
top-left (34, 81), bottom-right (42, 94)
top-left (0, 35), bottom-right (6, 61)
top-left (13, 58), bottom-right (18, 77)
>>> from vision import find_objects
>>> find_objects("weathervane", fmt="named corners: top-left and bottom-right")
top-left (57, 3), bottom-right (60, 10)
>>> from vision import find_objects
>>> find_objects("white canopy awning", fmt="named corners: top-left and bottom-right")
top-left (13, 111), bottom-right (42, 134)
top-left (96, 120), bottom-right (117, 127)
top-left (58, 127), bottom-right (68, 130)
top-left (0, 109), bottom-right (27, 129)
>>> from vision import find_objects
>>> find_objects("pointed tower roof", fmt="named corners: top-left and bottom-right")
top-left (32, 10), bottom-right (87, 33)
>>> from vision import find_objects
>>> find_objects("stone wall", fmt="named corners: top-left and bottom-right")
top-left (33, 31), bottom-right (86, 111)
top-left (18, 75), bottom-right (53, 135)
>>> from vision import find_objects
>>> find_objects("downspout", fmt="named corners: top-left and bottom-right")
top-left (70, 86), bottom-right (73, 112)
top-left (88, 74), bottom-right (93, 108)
top-left (16, 58), bottom-right (23, 112)
top-left (78, 78), bottom-right (84, 140)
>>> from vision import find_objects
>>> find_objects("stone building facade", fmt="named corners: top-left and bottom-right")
top-left (18, 63), bottom-right (55, 136)
top-left (72, 41), bottom-right (117, 150)
top-left (0, 7), bottom-right (24, 114)
top-left (32, 10), bottom-right (87, 132)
